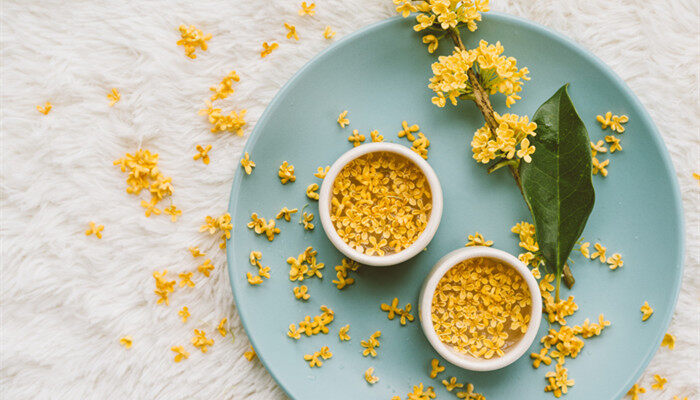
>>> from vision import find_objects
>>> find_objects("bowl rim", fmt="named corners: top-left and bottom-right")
top-left (418, 246), bottom-right (543, 371)
top-left (317, 142), bottom-right (443, 267)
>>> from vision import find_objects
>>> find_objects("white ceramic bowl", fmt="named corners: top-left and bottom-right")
top-left (418, 246), bottom-right (542, 371)
top-left (318, 142), bottom-right (443, 267)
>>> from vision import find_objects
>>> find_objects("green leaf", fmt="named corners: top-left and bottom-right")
top-left (519, 84), bottom-right (595, 287)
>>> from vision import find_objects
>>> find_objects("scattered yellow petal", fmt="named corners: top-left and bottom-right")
top-left (306, 183), bottom-right (319, 200)
top-left (323, 26), bottom-right (336, 39)
top-left (429, 358), bottom-right (445, 379)
top-left (163, 204), bottom-right (181, 222)
top-left (178, 272), bottom-right (195, 288)
top-left (651, 374), bottom-right (667, 390)
top-left (284, 23), bottom-right (299, 40)
top-left (178, 306), bottom-right (190, 323)
top-left (107, 88), bottom-right (120, 106)
top-left (119, 336), bottom-right (132, 349)
top-left (293, 285), bottom-right (310, 300)
top-left (465, 231), bottom-right (493, 247)
top-left (442, 377), bottom-right (464, 392)
top-left (299, 2), bottom-right (315, 16)
top-left (37, 101), bottom-right (52, 115)
top-left (193, 144), bottom-right (212, 165)
top-left (640, 301), bottom-right (654, 321)
top-left (338, 324), bottom-right (351, 341)
top-left (661, 332), bottom-right (675, 349)
top-left (244, 346), bottom-right (257, 361)
top-left (626, 383), bottom-right (646, 400)
top-left (217, 318), bottom-right (228, 337)
top-left (171, 345), bottom-right (189, 362)
top-left (189, 246), bottom-right (205, 258)
top-left (278, 161), bottom-right (296, 184)
top-left (197, 259), bottom-right (214, 277)
top-left (314, 166), bottom-right (330, 179)
top-left (348, 129), bottom-right (365, 147)
top-left (364, 367), bottom-right (379, 384)
top-left (191, 329), bottom-right (214, 353)
top-left (337, 110), bottom-right (349, 128)
top-left (177, 25), bottom-right (211, 59)
top-left (85, 221), bottom-right (104, 239)
top-left (260, 41), bottom-right (279, 58)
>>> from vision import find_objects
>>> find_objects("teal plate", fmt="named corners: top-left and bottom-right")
top-left (227, 13), bottom-right (684, 400)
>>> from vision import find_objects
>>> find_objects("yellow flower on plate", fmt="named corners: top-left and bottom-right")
top-left (276, 207), bottom-right (298, 221)
top-left (278, 161), bottom-right (296, 184)
top-left (194, 144), bottom-right (212, 165)
top-left (580, 242), bottom-right (590, 258)
top-left (606, 135), bottom-right (622, 152)
top-left (651, 375), bottom-right (667, 390)
top-left (323, 26), bottom-right (336, 39)
top-left (314, 166), bottom-right (329, 179)
top-left (178, 306), bottom-right (190, 323)
top-left (429, 358), bottom-right (445, 379)
top-left (607, 253), bottom-right (623, 270)
top-left (591, 242), bottom-right (607, 263)
top-left (364, 367), bottom-right (379, 384)
top-left (640, 301), bottom-right (654, 321)
top-left (306, 183), bottom-right (319, 200)
top-left (398, 120), bottom-right (420, 141)
top-left (442, 377), bottom-right (464, 392)
top-left (370, 130), bottom-right (384, 142)
top-left (592, 157), bottom-right (610, 177)
top-left (240, 152), bottom-right (255, 175)
top-left (590, 140), bottom-right (608, 157)
top-left (471, 113), bottom-right (537, 164)
top-left (171, 346), bottom-right (189, 362)
top-left (626, 383), bottom-right (646, 400)
top-left (661, 332), bottom-right (675, 349)
top-left (337, 110), bottom-right (350, 127)
top-left (293, 285), bottom-right (310, 300)
top-left (530, 347), bottom-right (552, 368)
top-left (37, 101), bottom-right (52, 114)
top-left (119, 336), bottom-right (132, 349)
top-left (348, 129), bottom-right (365, 147)
top-left (85, 221), bottom-right (104, 239)
top-left (338, 324), bottom-right (350, 341)
top-left (260, 42), bottom-right (279, 58)
top-left (465, 231), bottom-right (493, 247)
top-left (107, 88), bottom-right (120, 106)
top-left (247, 272), bottom-right (263, 285)
top-left (394, 0), bottom-right (417, 18)
top-left (422, 34), bottom-right (439, 54)
top-left (284, 23), bottom-right (299, 40)
top-left (517, 138), bottom-right (536, 163)
top-left (299, 1), bottom-right (315, 16)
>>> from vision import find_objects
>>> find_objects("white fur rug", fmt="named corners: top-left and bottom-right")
top-left (1, 1), bottom-right (697, 399)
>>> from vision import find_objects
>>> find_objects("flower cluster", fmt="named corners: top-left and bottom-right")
top-left (511, 221), bottom-right (542, 277)
top-left (114, 149), bottom-right (175, 219)
top-left (247, 212), bottom-right (280, 241)
top-left (394, 0), bottom-right (490, 34)
top-left (191, 329), bottom-right (214, 353)
top-left (153, 269), bottom-right (175, 306)
top-left (286, 246), bottom-right (324, 282)
top-left (177, 25), bottom-right (212, 59)
top-left (209, 70), bottom-right (240, 101)
top-left (332, 258), bottom-right (359, 289)
top-left (303, 346), bottom-right (332, 368)
top-left (471, 112), bottom-right (537, 164)
top-left (360, 331), bottom-right (382, 357)
top-left (429, 40), bottom-right (530, 108)
top-left (278, 161), bottom-right (296, 184)
top-left (287, 305), bottom-right (335, 340)
top-left (199, 212), bottom-right (232, 248)
top-left (465, 231), bottom-right (493, 247)
top-left (247, 250), bottom-right (271, 285)
top-left (380, 297), bottom-right (415, 325)
top-left (199, 101), bottom-right (247, 136)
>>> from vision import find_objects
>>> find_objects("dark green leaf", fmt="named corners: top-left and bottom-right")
top-left (519, 84), bottom-right (595, 281)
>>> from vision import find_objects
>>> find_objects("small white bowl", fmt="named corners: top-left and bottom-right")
top-left (318, 142), bottom-right (443, 267)
top-left (418, 246), bottom-right (542, 371)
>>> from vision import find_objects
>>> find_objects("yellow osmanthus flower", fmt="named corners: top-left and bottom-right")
top-left (592, 157), bottom-right (610, 177)
top-left (651, 374), bottom-right (667, 390)
top-left (661, 332), bottom-right (675, 349)
top-left (673, 397), bottom-right (689, 400)
top-left (333, 258), bottom-right (359, 289)
top-left (276, 207), bottom-right (298, 221)
top-left (178, 306), bottom-right (190, 323)
top-left (293, 285), bottom-right (310, 300)
top-left (114, 149), bottom-right (175, 218)
top-left (323, 26), bottom-right (336, 39)
top-left (338, 324), bottom-right (351, 341)
top-left (530, 347), bottom-right (552, 368)
top-left (471, 112), bottom-right (537, 163)
top-left (107, 88), bottom-right (120, 106)
top-left (694, 172), bottom-right (700, 184)
top-left (248, 250), bottom-right (270, 281)
top-left (640, 301), bottom-right (654, 321)
top-left (287, 246), bottom-right (324, 282)
top-left (153, 269), bottom-right (175, 306)
top-left (284, 23), bottom-right (299, 41)
top-left (591, 242), bottom-right (607, 263)
top-left (240, 152), bottom-right (255, 175)
top-left (398, 0), bottom-right (490, 33)
top-left (465, 231), bottom-right (493, 247)
top-left (278, 161), bottom-right (296, 184)
top-left (590, 140), bottom-right (608, 157)
top-left (422, 34), bottom-right (439, 54)
top-left (605, 135), bottom-right (622, 153)
top-left (244, 346), bottom-right (257, 361)
top-left (178, 272), bottom-right (195, 288)
top-left (380, 298), bottom-right (415, 325)
top-left (456, 383), bottom-right (484, 400)
top-left (429, 358), bottom-right (445, 378)
top-left (248, 213), bottom-right (281, 240)
top-left (217, 318), bottom-right (227, 337)
top-left (306, 183), bottom-right (319, 200)
top-left (512, 221), bottom-right (539, 253)
top-left (260, 41), bottom-right (279, 58)
top-left (189, 246), bottom-right (205, 258)
top-left (370, 130), bottom-right (384, 142)
top-left (191, 329), bottom-right (214, 353)
top-left (194, 144), bottom-right (212, 165)
top-left (301, 211), bottom-right (314, 230)
top-left (161, 204), bottom-right (180, 222)
top-left (572, 314), bottom-right (611, 338)
top-left (337, 110), bottom-right (350, 127)
top-left (304, 346), bottom-right (332, 367)
top-left (298, 2), bottom-right (315, 16)
top-left (141, 198), bottom-right (161, 217)
top-left (197, 259), bottom-right (214, 277)
top-left (597, 112), bottom-right (629, 133)
top-left (314, 166), bottom-right (330, 179)
top-left (209, 70), bottom-right (240, 101)
top-left (364, 367), bottom-right (379, 384)
top-left (199, 101), bottom-right (247, 136)
top-left (177, 25), bottom-right (212, 59)
top-left (579, 242), bottom-right (590, 258)
top-left (119, 336), bottom-right (133, 349)
top-left (544, 363), bottom-right (574, 398)
top-left (200, 213), bottom-right (233, 248)
top-left (626, 383), bottom-right (646, 400)
top-left (543, 295), bottom-right (579, 325)
top-left (398, 120), bottom-right (420, 141)
top-left (360, 331), bottom-right (382, 357)
top-left (37, 101), bottom-right (52, 114)
top-left (430, 40), bottom-right (529, 108)
top-left (247, 273), bottom-right (263, 285)
top-left (171, 346), bottom-right (189, 362)
top-left (348, 129), bottom-right (366, 147)
top-left (607, 253), bottom-right (623, 270)
top-left (85, 221), bottom-right (104, 239)
top-left (406, 383), bottom-right (437, 400)
top-left (442, 377), bottom-right (464, 391)
top-left (411, 132), bottom-right (430, 159)
top-left (287, 305), bottom-right (334, 339)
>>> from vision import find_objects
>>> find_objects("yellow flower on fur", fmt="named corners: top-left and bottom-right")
top-left (189, 247), bottom-right (205, 257)
top-left (37, 101), bottom-right (52, 114)
top-left (299, 2), bottom-right (315, 16)
top-left (607, 253), bottom-right (623, 270)
top-left (194, 144), bottom-right (212, 165)
top-left (171, 346), bottom-right (189, 362)
top-left (244, 346), bottom-right (257, 361)
top-left (107, 88), bottom-right (120, 106)
top-left (85, 221), bottom-right (104, 239)
top-left (191, 329), bottom-right (214, 353)
top-left (198, 259), bottom-right (214, 277)
top-left (260, 42), bottom-right (279, 58)
top-left (651, 375), bottom-right (667, 390)
top-left (284, 23), bottom-right (299, 40)
top-left (626, 384), bottom-right (646, 400)
top-left (640, 301), bottom-right (654, 321)
top-left (141, 198), bottom-right (161, 217)
top-left (119, 336), bottom-right (132, 349)
top-left (323, 26), bottom-right (336, 39)
top-left (163, 204), bottom-right (181, 222)
top-left (178, 306), bottom-right (190, 323)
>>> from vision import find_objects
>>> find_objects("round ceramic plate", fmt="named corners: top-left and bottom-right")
top-left (227, 13), bottom-right (683, 400)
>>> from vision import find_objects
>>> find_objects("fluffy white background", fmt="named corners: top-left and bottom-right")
top-left (1, 0), bottom-right (697, 399)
